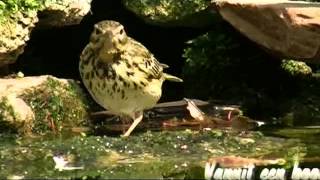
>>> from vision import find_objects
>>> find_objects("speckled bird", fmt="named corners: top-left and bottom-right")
top-left (79, 20), bottom-right (183, 137)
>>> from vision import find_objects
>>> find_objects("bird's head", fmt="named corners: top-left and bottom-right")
top-left (90, 20), bottom-right (128, 48)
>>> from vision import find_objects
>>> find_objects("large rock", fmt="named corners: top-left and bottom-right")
top-left (0, 75), bottom-right (90, 134)
top-left (215, 0), bottom-right (320, 63)
top-left (0, 0), bottom-right (92, 67)
top-left (0, 11), bottom-right (38, 67)
top-left (37, 0), bottom-right (92, 27)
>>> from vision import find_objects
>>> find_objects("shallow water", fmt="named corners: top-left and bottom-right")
top-left (1, 124), bottom-right (319, 179)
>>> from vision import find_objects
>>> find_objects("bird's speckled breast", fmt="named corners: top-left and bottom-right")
top-left (79, 44), bottom-right (163, 116)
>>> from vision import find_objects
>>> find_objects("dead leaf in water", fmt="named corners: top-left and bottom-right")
top-left (208, 156), bottom-right (286, 168)
top-left (184, 98), bottom-right (205, 121)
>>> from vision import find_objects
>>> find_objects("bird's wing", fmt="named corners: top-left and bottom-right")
top-left (126, 38), bottom-right (164, 80)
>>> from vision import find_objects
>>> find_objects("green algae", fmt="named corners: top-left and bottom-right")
top-left (0, 129), bottom-right (309, 178)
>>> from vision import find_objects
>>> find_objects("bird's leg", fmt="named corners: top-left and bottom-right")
top-left (120, 115), bottom-right (131, 134)
top-left (122, 111), bottom-right (143, 137)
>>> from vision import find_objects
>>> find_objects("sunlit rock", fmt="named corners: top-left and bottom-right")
top-left (0, 0), bottom-right (92, 67)
top-left (215, 0), bottom-right (320, 63)
top-left (0, 75), bottom-right (90, 134)
top-left (0, 11), bottom-right (38, 67)
top-left (37, 0), bottom-right (92, 27)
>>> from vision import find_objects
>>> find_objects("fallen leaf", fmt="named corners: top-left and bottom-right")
top-left (208, 156), bottom-right (286, 168)
top-left (184, 98), bottom-right (205, 121)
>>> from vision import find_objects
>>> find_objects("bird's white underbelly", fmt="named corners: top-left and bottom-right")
top-left (84, 77), bottom-right (162, 116)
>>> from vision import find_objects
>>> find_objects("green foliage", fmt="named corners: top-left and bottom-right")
top-left (123, 0), bottom-right (210, 20)
top-left (182, 23), bottom-right (303, 118)
top-left (122, 0), bottom-right (214, 27)
top-left (0, 0), bottom-right (45, 22)
top-left (184, 25), bottom-right (275, 97)
top-left (281, 59), bottom-right (312, 77)
top-left (183, 22), bottom-right (320, 122)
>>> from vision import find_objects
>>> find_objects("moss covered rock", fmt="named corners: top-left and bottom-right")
top-left (0, 75), bottom-right (90, 135)
top-left (0, 0), bottom-right (92, 67)
top-left (37, 0), bottom-right (92, 27)
top-left (122, 0), bottom-right (217, 27)
top-left (0, 10), bottom-right (38, 67)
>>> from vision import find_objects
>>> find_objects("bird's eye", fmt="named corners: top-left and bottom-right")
top-left (119, 29), bottom-right (124, 35)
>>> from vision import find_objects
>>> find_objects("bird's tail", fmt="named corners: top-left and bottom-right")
top-left (164, 73), bottom-right (183, 82)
